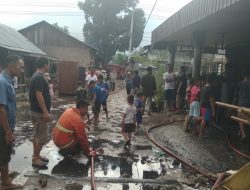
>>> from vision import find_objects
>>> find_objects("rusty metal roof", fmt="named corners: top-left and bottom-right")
top-left (19, 20), bottom-right (101, 53)
top-left (0, 23), bottom-right (46, 56)
top-left (152, 0), bottom-right (246, 47)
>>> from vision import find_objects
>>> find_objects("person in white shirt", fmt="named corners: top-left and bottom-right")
top-left (122, 95), bottom-right (136, 149)
top-left (44, 73), bottom-right (54, 97)
top-left (85, 68), bottom-right (97, 86)
top-left (163, 64), bottom-right (176, 112)
top-left (13, 76), bottom-right (18, 92)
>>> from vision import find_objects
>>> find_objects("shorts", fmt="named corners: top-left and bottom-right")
top-left (165, 89), bottom-right (175, 101)
top-left (201, 107), bottom-right (212, 124)
top-left (102, 101), bottom-right (107, 112)
top-left (92, 103), bottom-right (101, 114)
top-left (31, 111), bottom-right (49, 145)
top-left (176, 94), bottom-right (185, 109)
top-left (189, 101), bottom-right (201, 118)
top-left (123, 123), bottom-right (136, 133)
top-left (136, 112), bottom-right (143, 124)
top-left (58, 143), bottom-right (81, 156)
top-left (0, 128), bottom-right (12, 167)
top-left (185, 99), bottom-right (190, 111)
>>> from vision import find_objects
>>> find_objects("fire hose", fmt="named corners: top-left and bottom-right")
top-left (145, 120), bottom-right (217, 182)
top-left (146, 119), bottom-right (250, 188)
top-left (91, 156), bottom-right (97, 190)
top-left (90, 148), bottom-right (103, 190)
top-left (89, 120), bottom-right (250, 189)
top-left (214, 125), bottom-right (250, 160)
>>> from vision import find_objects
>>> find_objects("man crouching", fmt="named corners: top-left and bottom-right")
top-left (52, 99), bottom-right (94, 156)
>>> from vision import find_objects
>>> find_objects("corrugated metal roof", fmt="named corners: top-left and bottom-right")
top-left (0, 23), bottom-right (46, 56)
top-left (152, 0), bottom-right (242, 46)
top-left (19, 20), bottom-right (102, 53)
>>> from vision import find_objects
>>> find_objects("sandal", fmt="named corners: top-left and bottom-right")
top-left (39, 156), bottom-right (49, 163)
top-left (32, 159), bottom-right (48, 169)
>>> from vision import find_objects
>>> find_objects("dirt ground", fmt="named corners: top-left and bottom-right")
top-left (5, 83), bottom-right (249, 190)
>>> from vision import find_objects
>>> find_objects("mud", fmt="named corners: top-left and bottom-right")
top-left (8, 85), bottom-right (247, 189)
top-left (149, 123), bottom-right (248, 173)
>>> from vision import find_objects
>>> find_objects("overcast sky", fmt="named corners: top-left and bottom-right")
top-left (0, 0), bottom-right (192, 47)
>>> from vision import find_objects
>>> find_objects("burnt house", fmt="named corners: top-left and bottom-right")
top-left (0, 23), bottom-right (47, 83)
top-left (19, 21), bottom-right (100, 94)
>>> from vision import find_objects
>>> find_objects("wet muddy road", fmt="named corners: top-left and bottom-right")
top-left (149, 123), bottom-right (248, 173)
top-left (9, 85), bottom-right (247, 189)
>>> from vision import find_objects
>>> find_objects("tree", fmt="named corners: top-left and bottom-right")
top-left (78, 0), bottom-right (146, 61)
top-left (52, 23), bottom-right (69, 34)
top-left (132, 50), bottom-right (169, 110)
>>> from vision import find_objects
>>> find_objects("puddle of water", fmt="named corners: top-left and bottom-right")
top-left (10, 141), bottom-right (33, 173)
top-left (82, 183), bottom-right (142, 190)
top-left (10, 140), bottom-right (162, 182)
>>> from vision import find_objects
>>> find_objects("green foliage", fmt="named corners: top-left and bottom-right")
top-left (112, 52), bottom-right (128, 65)
top-left (154, 63), bottom-right (165, 107)
top-left (132, 49), bottom-right (169, 66)
top-left (133, 50), bottom-right (169, 107)
top-left (78, 0), bottom-right (146, 61)
top-left (52, 23), bottom-right (69, 34)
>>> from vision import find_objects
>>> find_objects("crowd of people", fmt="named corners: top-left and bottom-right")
top-left (1, 54), bottom-right (250, 189)
top-left (183, 68), bottom-right (250, 140)
top-left (122, 63), bottom-right (250, 141)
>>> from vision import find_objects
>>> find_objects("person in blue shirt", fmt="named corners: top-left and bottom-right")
top-left (125, 72), bottom-right (133, 95)
top-left (89, 80), bottom-right (102, 125)
top-left (132, 70), bottom-right (141, 96)
top-left (134, 92), bottom-right (144, 129)
top-left (0, 55), bottom-right (24, 190)
top-left (97, 75), bottom-right (109, 121)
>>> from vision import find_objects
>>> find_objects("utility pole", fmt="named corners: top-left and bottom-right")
top-left (128, 10), bottom-right (134, 60)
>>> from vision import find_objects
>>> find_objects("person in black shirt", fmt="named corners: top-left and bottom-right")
top-left (29, 57), bottom-right (51, 168)
top-left (200, 75), bottom-right (215, 138)
top-left (131, 70), bottom-right (141, 96)
top-left (176, 66), bottom-right (187, 113)
top-left (237, 71), bottom-right (250, 141)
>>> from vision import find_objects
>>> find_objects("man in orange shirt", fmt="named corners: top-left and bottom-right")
top-left (53, 100), bottom-right (94, 156)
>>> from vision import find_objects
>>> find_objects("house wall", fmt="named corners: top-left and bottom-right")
top-left (20, 23), bottom-right (95, 69)
top-left (57, 61), bottom-right (79, 95)
top-left (39, 45), bottom-right (93, 68)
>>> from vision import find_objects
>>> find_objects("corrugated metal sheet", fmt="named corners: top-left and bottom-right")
top-left (0, 23), bottom-right (46, 56)
top-left (19, 21), bottom-right (101, 53)
top-left (152, 0), bottom-right (241, 45)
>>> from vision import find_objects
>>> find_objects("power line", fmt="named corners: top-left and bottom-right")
top-left (0, 11), bottom-right (167, 20)
top-left (145, 0), bottom-right (158, 27)
top-left (0, 2), bottom-right (169, 13)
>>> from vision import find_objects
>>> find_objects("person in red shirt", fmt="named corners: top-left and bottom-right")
top-left (184, 79), bottom-right (194, 131)
top-left (53, 100), bottom-right (94, 156)
top-left (184, 78), bottom-right (201, 132)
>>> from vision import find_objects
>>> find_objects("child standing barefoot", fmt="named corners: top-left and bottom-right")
top-left (134, 92), bottom-right (144, 129)
top-left (122, 95), bottom-right (136, 149)
top-left (89, 80), bottom-right (102, 125)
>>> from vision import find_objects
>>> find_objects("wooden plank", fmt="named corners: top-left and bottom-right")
top-left (216, 102), bottom-right (250, 113)
top-left (214, 163), bottom-right (250, 190)
top-left (231, 116), bottom-right (250, 125)
top-left (24, 174), bottom-right (178, 185)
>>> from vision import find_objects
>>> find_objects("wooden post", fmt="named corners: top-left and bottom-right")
top-left (168, 44), bottom-right (176, 67)
top-left (192, 31), bottom-right (205, 78)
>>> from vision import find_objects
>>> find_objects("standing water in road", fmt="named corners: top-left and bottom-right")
top-left (11, 88), bottom-right (212, 189)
